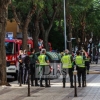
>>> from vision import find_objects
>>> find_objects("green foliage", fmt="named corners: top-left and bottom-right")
top-left (9, 0), bottom-right (45, 23)
top-left (8, 0), bottom-right (100, 50)
top-left (85, 0), bottom-right (100, 37)
top-left (49, 21), bottom-right (64, 51)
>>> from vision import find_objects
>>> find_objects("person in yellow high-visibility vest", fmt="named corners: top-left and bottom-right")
top-left (75, 51), bottom-right (86, 87)
top-left (38, 49), bottom-right (50, 87)
top-left (61, 49), bottom-right (74, 88)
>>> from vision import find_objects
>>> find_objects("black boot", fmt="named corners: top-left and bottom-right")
top-left (35, 79), bottom-right (39, 86)
top-left (84, 80), bottom-right (86, 87)
top-left (40, 80), bottom-right (44, 87)
top-left (63, 78), bottom-right (66, 88)
top-left (45, 79), bottom-right (50, 87)
top-left (82, 81), bottom-right (85, 87)
top-left (78, 81), bottom-right (81, 87)
top-left (31, 81), bottom-right (34, 86)
top-left (70, 83), bottom-right (74, 88)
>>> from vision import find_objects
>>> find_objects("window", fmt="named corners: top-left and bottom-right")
top-left (5, 42), bottom-right (14, 54)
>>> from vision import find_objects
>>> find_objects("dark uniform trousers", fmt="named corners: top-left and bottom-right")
top-left (30, 63), bottom-right (38, 86)
top-left (40, 65), bottom-right (49, 86)
top-left (68, 68), bottom-right (74, 86)
top-left (63, 68), bottom-right (74, 86)
top-left (77, 67), bottom-right (85, 86)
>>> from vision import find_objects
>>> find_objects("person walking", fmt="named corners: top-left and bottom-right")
top-left (61, 49), bottom-right (74, 88)
top-left (38, 49), bottom-right (50, 87)
top-left (95, 54), bottom-right (98, 64)
top-left (75, 51), bottom-right (86, 87)
top-left (29, 48), bottom-right (39, 86)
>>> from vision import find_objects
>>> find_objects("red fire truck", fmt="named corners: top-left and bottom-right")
top-left (5, 37), bottom-right (52, 79)
top-left (5, 38), bottom-right (33, 79)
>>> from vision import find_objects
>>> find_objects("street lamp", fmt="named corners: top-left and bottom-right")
top-left (63, 0), bottom-right (67, 50)
top-left (63, 0), bottom-right (75, 50)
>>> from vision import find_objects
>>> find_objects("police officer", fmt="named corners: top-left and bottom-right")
top-left (75, 51), bottom-right (86, 87)
top-left (38, 49), bottom-right (50, 87)
top-left (29, 48), bottom-right (39, 86)
top-left (61, 49), bottom-right (74, 88)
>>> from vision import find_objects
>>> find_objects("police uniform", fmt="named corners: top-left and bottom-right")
top-left (29, 53), bottom-right (39, 86)
top-left (82, 54), bottom-right (87, 86)
top-left (61, 54), bottom-right (74, 88)
top-left (75, 55), bottom-right (85, 87)
top-left (38, 54), bottom-right (50, 87)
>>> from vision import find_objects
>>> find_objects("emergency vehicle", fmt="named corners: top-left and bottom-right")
top-left (5, 38), bottom-right (33, 79)
top-left (5, 37), bottom-right (52, 79)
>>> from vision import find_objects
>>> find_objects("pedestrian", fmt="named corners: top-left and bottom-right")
top-left (94, 54), bottom-right (98, 64)
top-left (75, 51), bottom-right (86, 87)
top-left (18, 50), bottom-right (24, 84)
top-left (38, 49), bottom-right (50, 87)
top-left (85, 54), bottom-right (90, 74)
top-left (29, 48), bottom-right (39, 86)
top-left (23, 50), bottom-right (30, 84)
top-left (61, 49), bottom-right (74, 88)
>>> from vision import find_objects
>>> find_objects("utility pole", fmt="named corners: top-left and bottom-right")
top-left (64, 0), bottom-right (67, 50)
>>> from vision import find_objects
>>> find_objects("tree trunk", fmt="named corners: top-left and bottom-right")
top-left (0, 0), bottom-right (11, 85)
top-left (44, 31), bottom-right (49, 51)
top-left (40, 20), bottom-right (49, 51)
top-left (32, 34), bottom-right (39, 52)
top-left (81, 22), bottom-right (85, 45)
top-left (22, 27), bottom-right (28, 50)
top-left (68, 15), bottom-right (72, 53)
top-left (40, 4), bottom-right (57, 51)
top-left (32, 19), bottom-right (40, 52)
top-left (10, 3), bottom-right (36, 50)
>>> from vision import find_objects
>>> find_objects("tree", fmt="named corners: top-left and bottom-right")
top-left (28, 0), bottom-right (44, 52)
top-left (0, 0), bottom-right (11, 85)
top-left (40, 0), bottom-right (61, 50)
top-left (66, 0), bottom-right (94, 50)
top-left (10, 0), bottom-right (36, 50)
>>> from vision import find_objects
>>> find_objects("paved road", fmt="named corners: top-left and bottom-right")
top-left (0, 62), bottom-right (100, 100)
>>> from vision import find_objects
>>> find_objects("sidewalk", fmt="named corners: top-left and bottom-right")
top-left (0, 61), bottom-right (100, 100)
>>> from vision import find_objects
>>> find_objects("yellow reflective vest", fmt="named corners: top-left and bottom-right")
top-left (75, 55), bottom-right (85, 68)
top-left (61, 55), bottom-right (72, 68)
top-left (38, 54), bottom-right (48, 66)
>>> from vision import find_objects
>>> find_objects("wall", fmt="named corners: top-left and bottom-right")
top-left (6, 19), bottom-right (20, 38)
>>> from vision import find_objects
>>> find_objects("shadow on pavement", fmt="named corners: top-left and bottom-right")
top-left (7, 76), bottom-right (15, 82)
